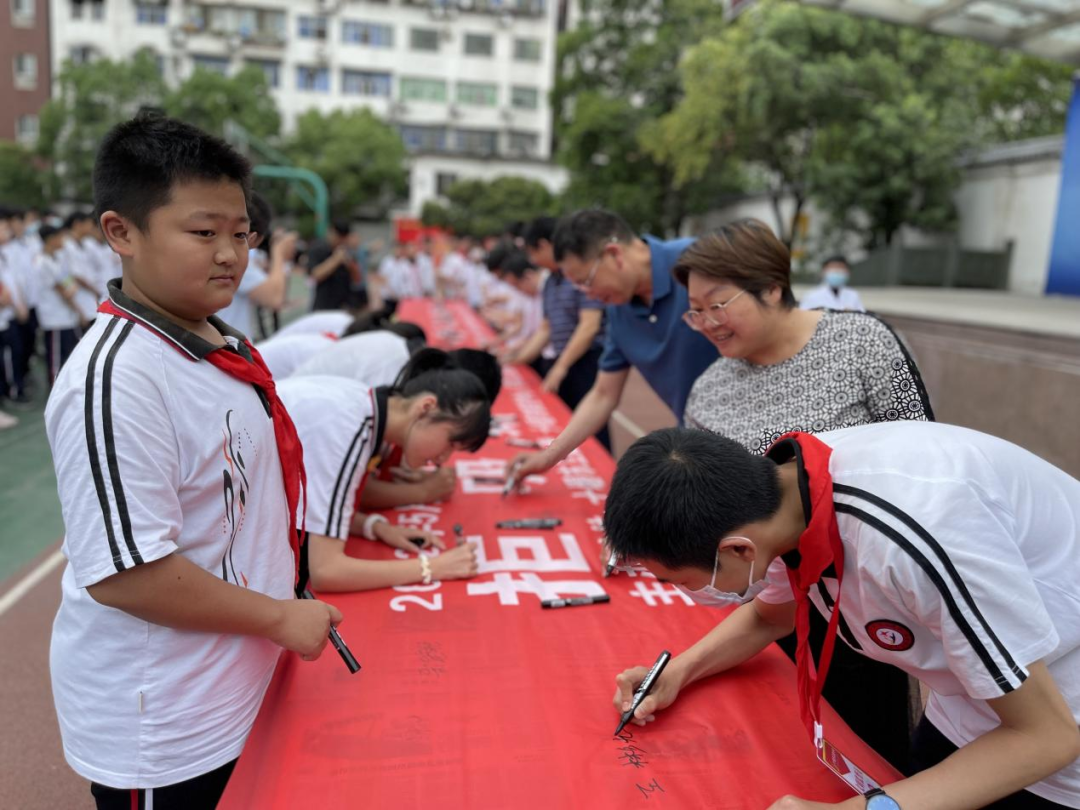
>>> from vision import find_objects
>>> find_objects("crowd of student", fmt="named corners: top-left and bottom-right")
top-left (36, 113), bottom-right (1080, 810)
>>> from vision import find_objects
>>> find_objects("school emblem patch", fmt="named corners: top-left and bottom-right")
top-left (865, 620), bottom-right (915, 652)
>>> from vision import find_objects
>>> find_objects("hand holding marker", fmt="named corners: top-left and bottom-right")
top-left (614, 651), bottom-right (671, 736)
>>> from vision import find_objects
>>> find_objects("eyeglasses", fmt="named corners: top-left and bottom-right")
top-left (572, 237), bottom-right (617, 293)
top-left (682, 288), bottom-right (749, 331)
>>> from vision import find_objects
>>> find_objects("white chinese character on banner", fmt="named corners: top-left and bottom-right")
top-left (467, 572), bottom-right (607, 605)
top-left (474, 533), bottom-right (590, 573)
top-left (627, 581), bottom-right (695, 607)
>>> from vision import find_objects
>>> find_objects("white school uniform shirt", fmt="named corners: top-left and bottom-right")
top-left (215, 248), bottom-right (268, 337)
top-left (35, 252), bottom-right (81, 331)
top-left (438, 252), bottom-right (470, 299)
top-left (757, 421), bottom-right (1080, 807)
top-left (799, 284), bottom-right (865, 312)
top-left (277, 377), bottom-right (386, 540)
top-left (291, 330), bottom-right (410, 387)
top-left (415, 252), bottom-right (436, 295)
top-left (1, 237), bottom-right (40, 308)
top-left (254, 332), bottom-right (336, 380)
top-left (82, 235), bottom-right (118, 301)
top-left (45, 283), bottom-right (295, 788)
top-left (272, 310), bottom-right (353, 340)
top-left (59, 238), bottom-right (100, 322)
top-left (384, 257), bottom-right (424, 299)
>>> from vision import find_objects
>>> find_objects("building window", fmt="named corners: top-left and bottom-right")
top-left (296, 65), bottom-right (330, 92)
top-left (11, 0), bottom-right (35, 26)
top-left (400, 125), bottom-right (448, 153)
top-left (297, 15), bottom-right (327, 40)
top-left (135, 3), bottom-right (167, 25)
top-left (457, 81), bottom-right (497, 107)
top-left (410, 27), bottom-right (439, 52)
top-left (454, 128), bottom-right (498, 156)
top-left (400, 76), bottom-right (447, 103)
top-left (69, 45), bottom-right (99, 65)
top-left (247, 59), bottom-right (280, 88)
top-left (513, 37), bottom-right (541, 62)
top-left (16, 114), bottom-right (38, 145)
top-left (436, 172), bottom-right (458, 197)
top-left (342, 69), bottom-right (391, 97)
top-left (192, 54), bottom-right (231, 76)
top-left (463, 33), bottom-right (493, 57)
top-left (342, 20), bottom-right (394, 47)
top-left (511, 86), bottom-right (539, 110)
top-left (72, 0), bottom-right (105, 21)
top-left (508, 131), bottom-right (540, 157)
top-left (13, 53), bottom-right (37, 89)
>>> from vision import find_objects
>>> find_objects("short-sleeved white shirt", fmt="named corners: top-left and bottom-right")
top-left (799, 284), bottom-right (865, 312)
top-left (45, 283), bottom-right (295, 788)
top-left (215, 249), bottom-right (268, 337)
top-left (35, 252), bottom-right (81, 330)
top-left (277, 377), bottom-right (386, 540)
top-left (756, 421), bottom-right (1080, 806)
top-left (254, 332), bottom-right (336, 379)
top-left (291, 330), bottom-right (410, 387)
top-left (1, 237), bottom-right (40, 308)
top-left (59, 239), bottom-right (100, 322)
top-left (272, 310), bottom-right (353, 340)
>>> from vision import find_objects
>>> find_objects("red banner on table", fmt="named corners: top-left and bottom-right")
top-left (220, 301), bottom-right (900, 809)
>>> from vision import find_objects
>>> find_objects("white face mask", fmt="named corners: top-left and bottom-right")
top-left (675, 538), bottom-right (770, 608)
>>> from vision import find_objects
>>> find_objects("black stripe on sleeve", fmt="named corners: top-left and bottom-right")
top-left (333, 419), bottom-right (372, 539)
top-left (101, 321), bottom-right (144, 566)
top-left (833, 502), bottom-right (1023, 694)
top-left (814, 580), bottom-right (863, 651)
top-left (84, 319), bottom-right (125, 572)
top-left (834, 483), bottom-right (1025, 681)
top-left (324, 417), bottom-right (371, 537)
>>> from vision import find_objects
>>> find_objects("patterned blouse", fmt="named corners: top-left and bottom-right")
top-left (684, 311), bottom-right (934, 453)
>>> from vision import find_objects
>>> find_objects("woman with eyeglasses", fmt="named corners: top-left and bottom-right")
top-left (674, 218), bottom-right (934, 773)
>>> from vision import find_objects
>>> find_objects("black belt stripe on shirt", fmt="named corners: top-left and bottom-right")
top-left (84, 318), bottom-right (125, 572)
top-left (101, 321), bottom-right (144, 567)
top-left (833, 502), bottom-right (1023, 694)
top-left (326, 417), bottom-right (372, 538)
top-left (834, 483), bottom-right (1025, 682)
top-left (814, 580), bottom-right (863, 651)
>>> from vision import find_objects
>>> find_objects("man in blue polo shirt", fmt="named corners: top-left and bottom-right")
top-left (507, 209), bottom-right (714, 485)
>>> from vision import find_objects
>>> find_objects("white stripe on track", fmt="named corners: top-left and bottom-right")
top-left (0, 550), bottom-right (65, 619)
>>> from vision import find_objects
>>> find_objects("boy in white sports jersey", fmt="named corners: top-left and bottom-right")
top-left (605, 423), bottom-right (1080, 810)
top-left (45, 114), bottom-right (341, 810)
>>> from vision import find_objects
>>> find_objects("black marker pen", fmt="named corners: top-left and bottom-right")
top-left (496, 518), bottom-right (562, 529)
top-left (452, 524), bottom-right (464, 545)
top-left (541, 594), bottom-right (610, 609)
top-left (302, 589), bottom-right (361, 675)
top-left (614, 650), bottom-right (671, 736)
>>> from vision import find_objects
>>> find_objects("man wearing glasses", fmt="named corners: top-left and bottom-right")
top-left (506, 209), bottom-right (714, 484)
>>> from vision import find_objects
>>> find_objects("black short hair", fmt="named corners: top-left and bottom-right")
top-left (524, 216), bottom-right (559, 248)
top-left (447, 348), bottom-right (501, 401)
top-left (38, 224), bottom-right (62, 242)
top-left (501, 251), bottom-right (536, 280)
top-left (248, 192), bottom-right (273, 239)
top-left (63, 211), bottom-right (93, 230)
top-left (331, 219), bottom-right (351, 237)
top-left (342, 311), bottom-right (389, 337)
top-left (484, 240), bottom-right (516, 273)
top-left (552, 209), bottom-right (636, 263)
top-left (604, 428), bottom-right (783, 571)
top-left (384, 321), bottom-right (427, 355)
top-left (822, 255), bottom-right (850, 269)
top-left (392, 348), bottom-right (491, 452)
top-left (93, 114), bottom-right (251, 231)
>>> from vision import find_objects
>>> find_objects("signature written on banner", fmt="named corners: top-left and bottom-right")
top-left (614, 729), bottom-right (666, 801)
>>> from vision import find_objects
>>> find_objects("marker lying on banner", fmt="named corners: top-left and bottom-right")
top-left (472, 476), bottom-right (506, 485)
top-left (496, 517), bottom-right (562, 529)
top-left (452, 524), bottom-right (464, 545)
top-left (505, 438), bottom-right (546, 449)
top-left (614, 650), bottom-right (671, 736)
top-left (301, 589), bottom-right (361, 675)
top-left (541, 594), bottom-right (610, 610)
top-left (408, 537), bottom-right (426, 548)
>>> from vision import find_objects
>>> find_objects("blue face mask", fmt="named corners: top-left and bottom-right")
top-left (823, 269), bottom-right (849, 289)
top-left (674, 539), bottom-right (769, 608)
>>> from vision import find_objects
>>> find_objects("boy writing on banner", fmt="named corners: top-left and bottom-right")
top-left (45, 114), bottom-right (341, 810)
top-left (605, 423), bottom-right (1080, 810)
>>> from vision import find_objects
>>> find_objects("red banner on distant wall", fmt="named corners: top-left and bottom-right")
top-left (219, 301), bottom-right (899, 809)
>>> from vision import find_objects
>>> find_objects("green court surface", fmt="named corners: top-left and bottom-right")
top-left (0, 373), bottom-right (64, 583)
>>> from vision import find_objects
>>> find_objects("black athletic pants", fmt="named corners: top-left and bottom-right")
top-left (91, 758), bottom-right (237, 810)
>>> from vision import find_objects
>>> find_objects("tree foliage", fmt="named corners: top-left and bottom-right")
top-left (164, 64), bottom-right (281, 141)
top-left (283, 108), bottom-right (407, 220)
top-left (0, 142), bottom-right (48, 208)
top-left (421, 176), bottom-right (556, 237)
top-left (37, 50), bottom-right (166, 202)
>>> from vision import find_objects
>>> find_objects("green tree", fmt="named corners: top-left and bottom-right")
top-left (975, 52), bottom-right (1074, 142)
top-left (37, 50), bottom-right (166, 202)
top-left (0, 142), bottom-right (47, 208)
top-left (164, 64), bottom-right (281, 141)
top-left (283, 108), bottom-right (407, 220)
top-left (420, 176), bottom-right (556, 237)
top-left (553, 0), bottom-right (733, 235)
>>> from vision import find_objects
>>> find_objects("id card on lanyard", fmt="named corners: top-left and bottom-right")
top-left (775, 432), bottom-right (883, 795)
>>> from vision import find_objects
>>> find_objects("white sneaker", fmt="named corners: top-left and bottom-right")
top-left (0, 410), bottom-right (18, 429)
